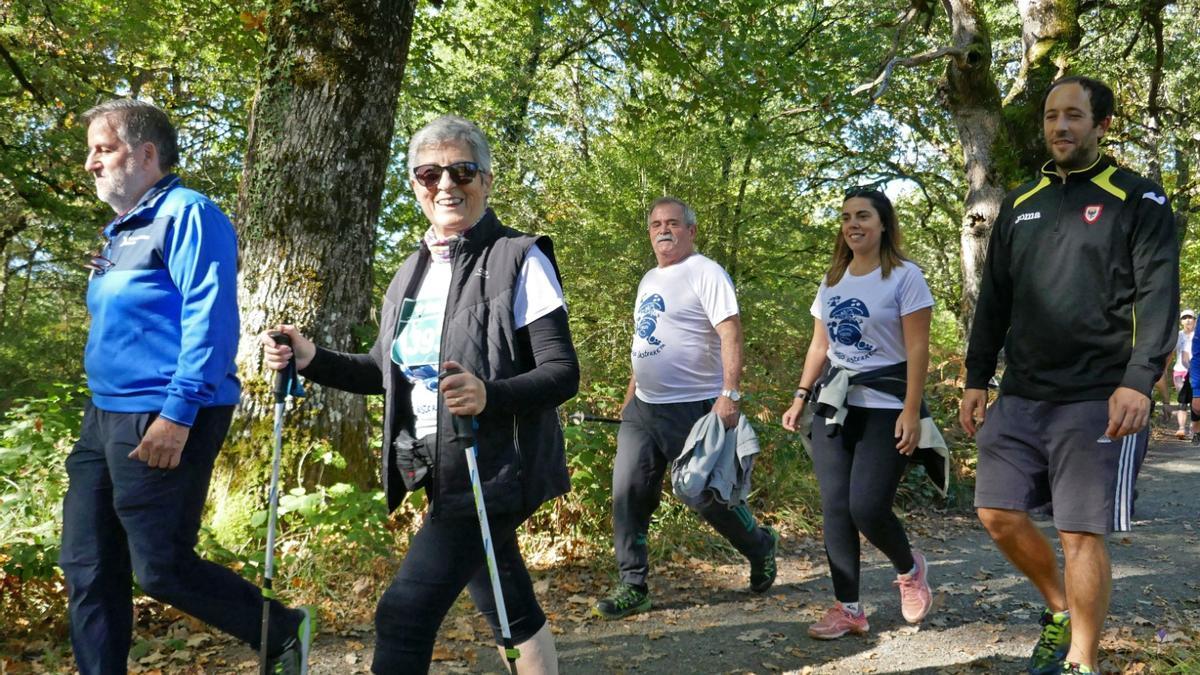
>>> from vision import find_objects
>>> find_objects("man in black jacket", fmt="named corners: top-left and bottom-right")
top-left (959, 76), bottom-right (1178, 675)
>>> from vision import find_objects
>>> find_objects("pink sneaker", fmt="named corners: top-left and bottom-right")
top-left (896, 550), bottom-right (933, 623)
top-left (807, 603), bottom-right (870, 640)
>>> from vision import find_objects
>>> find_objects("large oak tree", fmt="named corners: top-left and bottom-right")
top-left (221, 0), bottom-right (417, 500)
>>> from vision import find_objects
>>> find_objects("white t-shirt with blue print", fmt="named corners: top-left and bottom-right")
top-left (631, 253), bottom-right (739, 404)
top-left (391, 246), bottom-right (565, 437)
top-left (809, 261), bottom-right (934, 409)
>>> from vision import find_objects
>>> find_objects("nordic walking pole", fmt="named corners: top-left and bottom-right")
top-left (260, 332), bottom-right (295, 675)
top-left (443, 366), bottom-right (520, 674)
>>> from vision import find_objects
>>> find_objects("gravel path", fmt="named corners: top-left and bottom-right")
top-left (196, 433), bottom-right (1199, 674)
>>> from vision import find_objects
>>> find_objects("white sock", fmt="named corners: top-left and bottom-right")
top-left (842, 601), bottom-right (862, 615)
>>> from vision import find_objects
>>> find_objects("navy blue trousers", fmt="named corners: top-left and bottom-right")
top-left (59, 403), bottom-right (302, 675)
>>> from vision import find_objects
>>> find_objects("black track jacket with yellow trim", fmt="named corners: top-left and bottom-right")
top-left (965, 155), bottom-right (1178, 401)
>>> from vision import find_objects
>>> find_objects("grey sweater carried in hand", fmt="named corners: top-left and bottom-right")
top-left (672, 412), bottom-right (761, 509)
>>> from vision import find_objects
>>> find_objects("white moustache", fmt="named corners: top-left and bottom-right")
top-left (656, 234), bottom-right (676, 243)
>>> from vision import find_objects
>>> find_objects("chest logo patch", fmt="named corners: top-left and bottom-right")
top-left (1014, 211), bottom-right (1041, 224)
top-left (1083, 204), bottom-right (1103, 224)
top-left (118, 234), bottom-right (151, 247)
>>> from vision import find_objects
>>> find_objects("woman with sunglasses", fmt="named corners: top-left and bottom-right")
top-left (262, 115), bottom-right (576, 673)
top-left (781, 188), bottom-right (936, 639)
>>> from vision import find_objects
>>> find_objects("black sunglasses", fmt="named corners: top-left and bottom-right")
top-left (84, 252), bottom-right (114, 276)
top-left (412, 161), bottom-right (482, 189)
top-left (84, 225), bottom-right (115, 275)
top-left (844, 185), bottom-right (885, 199)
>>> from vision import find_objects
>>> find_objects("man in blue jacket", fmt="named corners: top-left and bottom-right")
top-left (60, 99), bottom-right (309, 674)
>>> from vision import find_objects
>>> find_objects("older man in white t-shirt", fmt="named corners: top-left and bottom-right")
top-left (592, 197), bottom-right (778, 620)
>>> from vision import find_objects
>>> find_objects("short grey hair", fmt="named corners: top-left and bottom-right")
top-left (407, 115), bottom-right (492, 174)
top-left (82, 99), bottom-right (179, 171)
top-left (646, 196), bottom-right (697, 228)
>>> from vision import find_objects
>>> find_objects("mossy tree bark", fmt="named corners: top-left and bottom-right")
top-left (1004, 0), bottom-right (1082, 176)
top-left (222, 0), bottom-right (417, 497)
top-left (938, 0), bottom-right (1009, 335)
top-left (938, 0), bottom-right (1081, 334)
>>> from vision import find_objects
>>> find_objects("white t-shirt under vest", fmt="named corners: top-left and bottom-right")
top-left (631, 253), bottom-right (739, 404)
top-left (809, 261), bottom-right (934, 409)
top-left (391, 246), bottom-right (565, 437)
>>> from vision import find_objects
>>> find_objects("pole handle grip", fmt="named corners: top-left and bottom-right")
top-left (439, 365), bottom-right (475, 438)
top-left (269, 331), bottom-right (294, 403)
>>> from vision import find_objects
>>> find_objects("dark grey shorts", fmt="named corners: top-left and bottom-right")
top-left (973, 394), bottom-right (1148, 534)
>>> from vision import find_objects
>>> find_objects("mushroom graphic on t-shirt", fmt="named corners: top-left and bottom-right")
top-left (635, 293), bottom-right (666, 346)
top-left (826, 296), bottom-right (875, 353)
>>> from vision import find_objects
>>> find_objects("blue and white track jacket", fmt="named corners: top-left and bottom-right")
top-left (85, 174), bottom-right (241, 426)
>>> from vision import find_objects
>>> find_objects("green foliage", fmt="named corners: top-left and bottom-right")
top-left (0, 0), bottom-right (262, 403)
top-left (198, 448), bottom-right (397, 609)
top-left (560, 421), bottom-right (618, 539)
top-left (0, 385), bottom-right (85, 636)
top-left (0, 384), bottom-right (85, 581)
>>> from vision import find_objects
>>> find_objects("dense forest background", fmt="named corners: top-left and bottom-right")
top-left (1, 0), bottom-right (1198, 660)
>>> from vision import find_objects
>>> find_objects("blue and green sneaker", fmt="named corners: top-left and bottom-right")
top-left (1028, 608), bottom-right (1070, 675)
top-left (593, 583), bottom-right (651, 620)
top-left (750, 527), bottom-right (780, 593)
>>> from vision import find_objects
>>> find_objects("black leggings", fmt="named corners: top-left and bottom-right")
top-left (810, 406), bottom-right (915, 603)
top-left (371, 509), bottom-right (546, 674)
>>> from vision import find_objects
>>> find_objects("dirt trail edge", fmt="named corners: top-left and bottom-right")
top-left (534, 436), bottom-right (1200, 675)
top-left (207, 436), bottom-right (1198, 674)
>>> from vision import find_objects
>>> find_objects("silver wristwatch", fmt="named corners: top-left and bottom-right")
top-left (721, 389), bottom-right (742, 402)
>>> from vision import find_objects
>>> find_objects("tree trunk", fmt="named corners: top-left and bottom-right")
top-left (501, 1), bottom-right (547, 150)
top-left (711, 112), bottom-right (737, 268)
top-left (570, 63), bottom-right (591, 165)
top-left (0, 247), bottom-right (10, 332)
top-left (1004, 0), bottom-right (1081, 175)
top-left (0, 214), bottom-right (28, 332)
top-left (939, 0), bottom-right (1009, 336)
top-left (726, 151), bottom-right (754, 284)
top-left (221, 0), bottom-right (417, 503)
top-left (1142, 0), bottom-right (1167, 183)
top-left (1173, 144), bottom-right (1192, 244)
top-left (15, 238), bottom-right (41, 326)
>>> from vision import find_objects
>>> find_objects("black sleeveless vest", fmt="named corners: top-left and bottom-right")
top-left (377, 209), bottom-right (570, 518)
